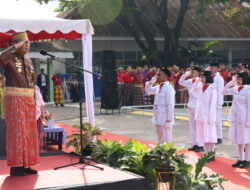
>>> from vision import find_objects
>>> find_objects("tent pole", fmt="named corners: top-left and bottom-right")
top-left (47, 58), bottom-right (54, 102)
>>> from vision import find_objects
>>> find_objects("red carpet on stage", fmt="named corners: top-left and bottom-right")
top-left (1, 122), bottom-right (250, 190)
top-left (0, 154), bottom-right (148, 190)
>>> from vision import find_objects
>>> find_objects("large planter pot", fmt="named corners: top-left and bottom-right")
top-left (0, 119), bottom-right (7, 156)
top-left (155, 166), bottom-right (175, 183)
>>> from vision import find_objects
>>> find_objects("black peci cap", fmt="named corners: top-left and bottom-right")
top-left (191, 66), bottom-right (201, 72)
top-left (160, 66), bottom-right (171, 76)
top-left (210, 62), bottom-right (219, 67)
top-left (201, 71), bottom-right (214, 84)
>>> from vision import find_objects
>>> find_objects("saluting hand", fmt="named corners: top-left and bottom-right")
top-left (149, 72), bottom-right (158, 85)
top-left (184, 71), bottom-right (191, 76)
top-left (14, 39), bottom-right (27, 50)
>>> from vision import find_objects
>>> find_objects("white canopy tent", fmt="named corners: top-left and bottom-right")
top-left (0, 18), bottom-right (96, 126)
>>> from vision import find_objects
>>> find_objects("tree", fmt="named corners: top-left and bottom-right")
top-left (34, 0), bottom-right (250, 66)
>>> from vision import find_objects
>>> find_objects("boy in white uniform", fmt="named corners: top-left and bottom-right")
top-left (145, 66), bottom-right (175, 143)
top-left (179, 66), bottom-right (204, 152)
top-left (210, 62), bottom-right (224, 144)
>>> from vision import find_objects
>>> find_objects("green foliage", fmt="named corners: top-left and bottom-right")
top-left (34, 0), bottom-right (250, 66)
top-left (196, 0), bottom-right (250, 28)
top-left (179, 41), bottom-right (224, 67)
top-left (66, 123), bottom-right (102, 153)
top-left (143, 142), bottom-right (178, 170)
top-left (91, 139), bottom-right (226, 189)
top-left (195, 151), bottom-right (215, 180)
top-left (174, 151), bottom-right (226, 190)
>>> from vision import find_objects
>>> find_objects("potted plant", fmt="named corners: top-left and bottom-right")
top-left (173, 151), bottom-right (227, 190)
top-left (67, 123), bottom-right (102, 156)
top-left (91, 139), bottom-right (226, 190)
top-left (143, 143), bottom-right (178, 183)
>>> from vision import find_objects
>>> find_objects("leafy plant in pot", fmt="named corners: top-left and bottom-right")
top-left (173, 151), bottom-right (227, 190)
top-left (66, 123), bottom-right (102, 156)
top-left (143, 143), bottom-right (179, 183)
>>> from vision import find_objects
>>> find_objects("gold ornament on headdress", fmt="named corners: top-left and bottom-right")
top-left (12, 32), bottom-right (29, 41)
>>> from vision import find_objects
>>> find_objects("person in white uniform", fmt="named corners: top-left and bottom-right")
top-left (145, 66), bottom-right (175, 143)
top-left (191, 71), bottom-right (217, 161)
top-left (179, 66), bottom-right (204, 152)
top-left (222, 72), bottom-right (250, 168)
top-left (210, 62), bottom-right (224, 144)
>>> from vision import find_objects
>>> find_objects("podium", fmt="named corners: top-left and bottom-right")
top-left (0, 119), bottom-right (6, 156)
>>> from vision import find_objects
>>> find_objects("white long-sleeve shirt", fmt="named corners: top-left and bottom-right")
top-left (179, 73), bottom-right (199, 108)
top-left (145, 81), bottom-right (175, 126)
top-left (222, 84), bottom-right (250, 126)
top-left (213, 72), bottom-right (224, 106)
top-left (191, 80), bottom-right (217, 124)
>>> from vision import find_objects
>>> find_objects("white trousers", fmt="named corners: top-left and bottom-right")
top-left (216, 107), bottom-right (223, 139)
top-left (188, 107), bottom-right (203, 147)
top-left (155, 125), bottom-right (173, 143)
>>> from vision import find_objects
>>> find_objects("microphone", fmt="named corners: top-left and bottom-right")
top-left (39, 50), bottom-right (102, 77)
top-left (40, 50), bottom-right (55, 58)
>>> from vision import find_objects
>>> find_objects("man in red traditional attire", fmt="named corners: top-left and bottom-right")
top-left (123, 66), bottom-right (134, 106)
top-left (129, 66), bottom-right (145, 105)
top-left (51, 72), bottom-right (64, 107)
top-left (0, 32), bottom-right (39, 176)
top-left (117, 67), bottom-right (125, 107)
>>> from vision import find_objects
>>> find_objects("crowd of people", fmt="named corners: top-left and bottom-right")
top-left (116, 63), bottom-right (250, 107)
top-left (146, 63), bottom-right (250, 168)
top-left (0, 31), bottom-right (249, 177)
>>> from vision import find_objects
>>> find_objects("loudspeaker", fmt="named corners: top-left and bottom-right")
top-left (101, 71), bottom-right (119, 109)
top-left (102, 50), bottom-right (116, 70)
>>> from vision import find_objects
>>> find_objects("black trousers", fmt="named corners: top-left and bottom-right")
top-left (40, 86), bottom-right (48, 102)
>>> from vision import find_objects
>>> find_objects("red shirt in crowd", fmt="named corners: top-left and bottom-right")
top-left (117, 72), bottom-right (125, 83)
top-left (51, 75), bottom-right (62, 87)
top-left (123, 71), bottom-right (135, 84)
top-left (130, 71), bottom-right (145, 85)
top-left (146, 71), bottom-right (156, 81)
top-left (220, 70), bottom-right (229, 83)
top-left (168, 71), bottom-right (175, 83)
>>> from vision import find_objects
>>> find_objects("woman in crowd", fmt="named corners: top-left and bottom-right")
top-left (145, 66), bottom-right (175, 143)
top-left (222, 72), bottom-right (250, 168)
top-left (191, 71), bottom-right (217, 161)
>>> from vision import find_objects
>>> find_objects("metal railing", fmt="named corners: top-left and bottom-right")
top-left (121, 101), bottom-right (232, 114)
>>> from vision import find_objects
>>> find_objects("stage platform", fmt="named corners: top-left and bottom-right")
top-left (1, 122), bottom-right (250, 190)
top-left (0, 154), bottom-right (151, 190)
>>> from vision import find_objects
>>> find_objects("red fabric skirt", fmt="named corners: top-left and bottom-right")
top-left (5, 87), bottom-right (39, 167)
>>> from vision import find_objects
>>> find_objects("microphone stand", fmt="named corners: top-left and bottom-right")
top-left (44, 54), bottom-right (103, 171)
